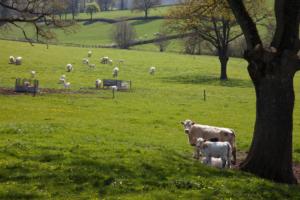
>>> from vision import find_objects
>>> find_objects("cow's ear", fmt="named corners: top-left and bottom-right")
top-left (191, 122), bottom-right (195, 125)
top-left (181, 121), bottom-right (184, 125)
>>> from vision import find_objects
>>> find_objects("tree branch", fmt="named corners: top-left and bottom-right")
top-left (271, 0), bottom-right (300, 52)
top-left (226, 0), bottom-right (262, 49)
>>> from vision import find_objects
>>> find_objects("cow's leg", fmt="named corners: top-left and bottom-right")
top-left (193, 146), bottom-right (200, 159)
top-left (221, 157), bottom-right (226, 168)
top-left (207, 156), bottom-right (212, 166)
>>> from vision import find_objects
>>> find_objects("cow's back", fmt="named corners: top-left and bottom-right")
top-left (189, 124), bottom-right (234, 146)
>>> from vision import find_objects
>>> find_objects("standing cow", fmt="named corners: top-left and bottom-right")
top-left (181, 119), bottom-right (236, 164)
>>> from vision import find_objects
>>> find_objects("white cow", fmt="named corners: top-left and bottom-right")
top-left (196, 138), bottom-right (232, 168)
top-left (181, 119), bottom-right (236, 164)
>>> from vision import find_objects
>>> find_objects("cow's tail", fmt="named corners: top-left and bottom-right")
top-left (230, 129), bottom-right (237, 165)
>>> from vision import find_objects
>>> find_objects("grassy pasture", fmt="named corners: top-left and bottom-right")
top-left (0, 40), bottom-right (299, 199)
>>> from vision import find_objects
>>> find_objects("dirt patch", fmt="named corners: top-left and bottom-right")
top-left (0, 87), bottom-right (21, 95)
top-left (233, 151), bottom-right (300, 183)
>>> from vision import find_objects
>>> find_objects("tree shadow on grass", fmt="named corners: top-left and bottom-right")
top-left (130, 19), bottom-right (156, 26)
top-left (162, 74), bottom-right (253, 88)
top-left (1, 147), bottom-right (299, 199)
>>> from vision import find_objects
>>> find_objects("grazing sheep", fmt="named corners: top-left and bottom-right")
top-left (89, 64), bottom-right (96, 68)
top-left (112, 67), bottom-right (119, 78)
top-left (59, 75), bottom-right (66, 83)
top-left (108, 59), bottom-right (113, 65)
top-left (111, 85), bottom-right (118, 91)
top-left (66, 64), bottom-right (73, 72)
top-left (63, 80), bottom-right (71, 89)
top-left (15, 57), bottom-right (22, 65)
top-left (95, 79), bottom-right (102, 89)
top-left (149, 66), bottom-right (156, 75)
top-left (82, 58), bottom-right (89, 65)
top-left (196, 138), bottom-right (232, 169)
top-left (31, 71), bottom-right (36, 78)
top-left (9, 56), bottom-right (16, 64)
top-left (88, 50), bottom-right (92, 57)
top-left (100, 56), bottom-right (109, 64)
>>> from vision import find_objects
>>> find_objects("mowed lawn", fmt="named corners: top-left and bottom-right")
top-left (0, 40), bottom-right (299, 199)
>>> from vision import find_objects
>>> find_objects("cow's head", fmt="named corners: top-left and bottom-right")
top-left (181, 119), bottom-right (195, 134)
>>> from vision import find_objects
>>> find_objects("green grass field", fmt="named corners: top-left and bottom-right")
top-left (0, 40), bottom-right (299, 199)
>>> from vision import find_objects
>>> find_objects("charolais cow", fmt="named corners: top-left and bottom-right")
top-left (181, 119), bottom-right (236, 164)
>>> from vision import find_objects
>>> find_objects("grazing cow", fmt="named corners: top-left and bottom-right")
top-left (181, 119), bottom-right (236, 164)
top-left (196, 138), bottom-right (232, 168)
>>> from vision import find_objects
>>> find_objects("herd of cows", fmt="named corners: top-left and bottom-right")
top-left (181, 119), bottom-right (236, 169)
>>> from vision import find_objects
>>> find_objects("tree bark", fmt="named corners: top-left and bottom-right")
top-left (240, 50), bottom-right (298, 184)
top-left (219, 56), bottom-right (228, 80)
top-left (218, 46), bottom-right (229, 80)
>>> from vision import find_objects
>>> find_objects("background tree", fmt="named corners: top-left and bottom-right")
top-left (167, 0), bottom-right (267, 80)
top-left (97, 0), bottom-right (115, 11)
top-left (0, 0), bottom-right (74, 43)
top-left (68, 0), bottom-right (80, 20)
top-left (85, 3), bottom-right (100, 20)
top-left (120, 0), bottom-right (125, 10)
top-left (112, 21), bottom-right (136, 49)
top-left (131, 0), bottom-right (161, 19)
top-left (226, 0), bottom-right (300, 184)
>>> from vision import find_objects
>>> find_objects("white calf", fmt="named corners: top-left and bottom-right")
top-left (196, 138), bottom-right (232, 168)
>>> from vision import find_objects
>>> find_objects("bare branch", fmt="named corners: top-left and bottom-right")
top-left (10, 22), bottom-right (34, 46)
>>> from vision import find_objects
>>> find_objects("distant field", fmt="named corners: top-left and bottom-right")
top-left (69, 6), bottom-right (171, 20)
top-left (0, 40), bottom-right (299, 199)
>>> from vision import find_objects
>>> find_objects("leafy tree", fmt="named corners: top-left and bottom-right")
top-left (112, 21), bottom-right (136, 49)
top-left (167, 0), bottom-right (268, 80)
top-left (226, 0), bottom-right (300, 184)
top-left (97, 0), bottom-right (115, 11)
top-left (131, 0), bottom-right (161, 19)
top-left (85, 3), bottom-right (100, 20)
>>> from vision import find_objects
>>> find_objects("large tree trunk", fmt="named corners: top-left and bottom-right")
top-left (240, 49), bottom-right (298, 184)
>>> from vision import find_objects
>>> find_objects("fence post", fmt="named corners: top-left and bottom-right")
top-left (203, 90), bottom-right (206, 101)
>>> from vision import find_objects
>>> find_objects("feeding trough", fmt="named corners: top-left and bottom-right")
top-left (15, 78), bottom-right (39, 94)
top-left (102, 79), bottom-right (131, 91)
